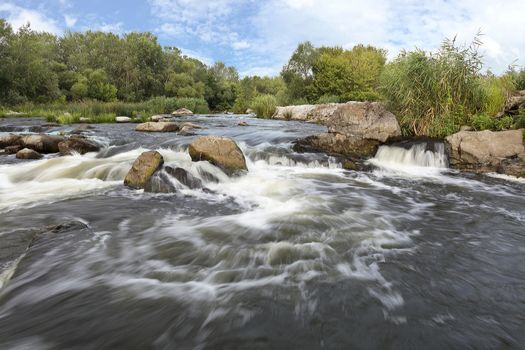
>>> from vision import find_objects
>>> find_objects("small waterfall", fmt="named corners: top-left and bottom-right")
top-left (370, 143), bottom-right (447, 172)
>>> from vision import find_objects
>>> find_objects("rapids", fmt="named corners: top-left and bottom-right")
top-left (0, 115), bottom-right (524, 349)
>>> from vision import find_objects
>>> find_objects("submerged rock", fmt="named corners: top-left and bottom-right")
top-left (144, 171), bottom-right (176, 193)
top-left (293, 102), bottom-right (400, 159)
top-left (182, 122), bottom-right (202, 129)
top-left (172, 108), bottom-right (193, 117)
top-left (238, 121), bottom-right (249, 126)
top-left (165, 166), bottom-right (203, 189)
top-left (71, 124), bottom-right (93, 135)
top-left (16, 148), bottom-right (43, 160)
top-left (446, 129), bottom-right (525, 176)
top-left (20, 134), bottom-right (65, 154)
top-left (58, 136), bottom-right (100, 155)
top-left (188, 136), bottom-right (247, 175)
top-left (136, 122), bottom-right (179, 132)
top-left (124, 151), bottom-right (164, 189)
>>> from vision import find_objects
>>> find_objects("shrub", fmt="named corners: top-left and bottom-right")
top-left (470, 114), bottom-right (495, 130)
top-left (380, 36), bottom-right (485, 138)
top-left (495, 115), bottom-right (514, 130)
top-left (316, 94), bottom-right (340, 104)
top-left (480, 75), bottom-right (513, 117)
top-left (251, 94), bottom-right (277, 118)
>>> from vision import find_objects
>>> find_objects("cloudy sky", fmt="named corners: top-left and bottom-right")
top-left (1, 0), bottom-right (524, 76)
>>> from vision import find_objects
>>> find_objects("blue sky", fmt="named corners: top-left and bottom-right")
top-left (1, 0), bottom-right (524, 76)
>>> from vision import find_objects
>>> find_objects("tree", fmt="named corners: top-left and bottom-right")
top-left (280, 41), bottom-right (318, 102)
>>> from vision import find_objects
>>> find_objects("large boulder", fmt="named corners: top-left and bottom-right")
top-left (16, 148), bottom-right (43, 160)
top-left (124, 151), bottom-right (164, 189)
top-left (188, 136), bottom-right (247, 175)
top-left (292, 102), bottom-right (401, 158)
top-left (497, 90), bottom-right (525, 117)
top-left (272, 104), bottom-right (339, 122)
top-left (150, 114), bottom-right (169, 122)
top-left (136, 122), bottom-right (179, 132)
top-left (445, 129), bottom-right (525, 174)
top-left (172, 108), bottom-right (193, 117)
top-left (178, 125), bottom-right (196, 136)
top-left (58, 136), bottom-right (100, 155)
top-left (20, 134), bottom-right (65, 154)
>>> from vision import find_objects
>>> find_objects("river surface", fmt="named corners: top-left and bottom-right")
top-left (0, 115), bottom-right (524, 350)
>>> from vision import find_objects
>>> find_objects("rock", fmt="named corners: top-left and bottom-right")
top-left (79, 117), bottom-right (90, 123)
top-left (342, 159), bottom-right (357, 170)
top-left (58, 136), bottom-right (100, 155)
top-left (445, 129), bottom-right (525, 174)
top-left (293, 133), bottom-right (380, 158)
top-left (116, 116), bottom-right (132, 123)
top-left (182, 122), bottom-right (202, 129)
top-left (272, 103), bottom-right (340, 122)
top-left (165, 166), bottom-right (203, 189)
top-left (16, 148), bottom-right (43, 160)
top-left (71, 124), bottom-right (93, 135)
top-left (20, 134), bottom-right (65, 154)
top-left (150, 115), bottom-right (167, 122)
top-left (460, 125), bottom-right (474, 132)
top-left (292, 102), bottom-right (400, 159)
top-left (144, 172), bottom-right (176, 193)
top-left (124, 151), bottom-right (164, 189)
top-left (178, 125), bottom-right (196, 136)
top-left (238, 121), bottom-right (249, 126)
top-left (136, 122), bottom-right (179, 132)
top-left (0, 134), bottom-right (23, 149)
top-left (5, 145), bottom-right (22, 154)
top-left (246, 108), bottom-right (254, 114)
top-left (188, 136), bottom-right (247, 175)
top-left (497, 158), bottom-right (525, 178)
top-left (497, 90), bottom-right (525, 117)
top-left (172, 108), bottom-right (193, 117)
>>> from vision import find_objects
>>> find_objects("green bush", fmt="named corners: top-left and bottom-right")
top-left (480, 75), bottom-right (513, 117)
top-left (316, 94), bottom-right (340, 104)
top-left (495, 115), bottom-right (514, 130)
top-left (470, 114), bottom-right (495, 130)
top-left (380, 36), bottom-right (485, 138)
top-left (251, 94), bottom-right (277, 118)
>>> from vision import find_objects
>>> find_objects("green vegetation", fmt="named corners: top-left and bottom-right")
top-left (1, 17), bottom-right (524, 135)
top-left (250, 95), bottom-right (278, 119)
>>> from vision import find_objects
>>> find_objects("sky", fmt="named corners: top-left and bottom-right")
top-left (1, 0), bottom-right (524, 76)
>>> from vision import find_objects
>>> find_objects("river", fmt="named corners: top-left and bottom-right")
top-left (1, 115), bottom-right (524, 349)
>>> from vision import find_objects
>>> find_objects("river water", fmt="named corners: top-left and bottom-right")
top-left (0, 115), bottom-right (524, 349)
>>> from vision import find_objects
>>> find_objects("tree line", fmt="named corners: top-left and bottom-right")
top-left (1, 18), bottom-right (524, 137)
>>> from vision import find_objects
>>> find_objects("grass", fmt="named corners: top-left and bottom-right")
top-left (0, 97), bottom-right (210, 124)
top-left (250, 94), bottom-right (277, 119)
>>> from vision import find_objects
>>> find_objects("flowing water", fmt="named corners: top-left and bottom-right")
top-left (0, 116), bottom-right (524, 349)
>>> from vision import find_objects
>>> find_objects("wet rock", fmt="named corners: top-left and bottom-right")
top-left (188, 136), bottom-right (247, 175)
top-left (150, 115), bottom-right (165, 122)
top-left (182, 122), bottom-right (202, 129)
top-left (79, 117), bottom-right (91, 123)
top-left (497, 157), bottom-right (525, 178)
top-left (342, 159), bottom-right (357, 170)
top-left (58, 136), bottom-right (100, 155)
top-left (5, 145), bottom-right (22, 154)
top-left (165, 166), bottom-right (203, 189)
top-left (144, 171), bottom-right (176, 193)
top-left (116, 116), bottom-right (132, 123)
top-left (292, 102), bottom-right (400, 159)
top-left (20, 134), bottom-right (65, 154)
top-left (178, 125), bottom-right (196, 136)
top-left (16, 148), bottom-right (43, 159)
top-left (293, 133), bottom-right (380, 158)
top-left (172, 108), bottom-right (193, 117)
top-left (238, 121), bottom-right (249, 126)
top-left (445, 129), bottom-right (525, 174)
top-left (136, 122), bottom-right (179, 132)
top-left (71, 124), bottom-right (93, 135)
top-left (124, 151), bottom-right (164, 189)
top-left (0, 134), bottom-right (23, 149)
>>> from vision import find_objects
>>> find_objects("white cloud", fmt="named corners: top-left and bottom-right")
top-left (97, 22), bottom-right (124, 33)
top-left (179, 47), bottom-right (214, 66)
top-left (64, 14), bottom-right (77, 27)
top-left (0, 3), bottom-right (61, 34)
top-left (150, 0), bottom-right (525, 75)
